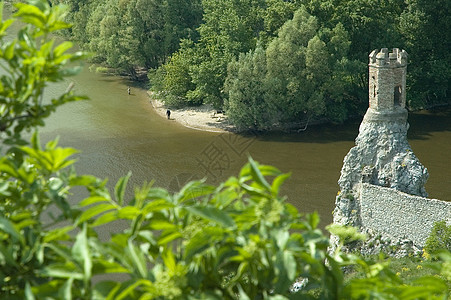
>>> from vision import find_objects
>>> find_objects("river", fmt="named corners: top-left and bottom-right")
top-left (36, 65), bottom-right (451, 229)
top-left (4, 4), bottom-right (451, 229)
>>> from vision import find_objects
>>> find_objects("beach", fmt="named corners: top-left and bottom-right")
top-left (149, 93), bottom-right (235, 133)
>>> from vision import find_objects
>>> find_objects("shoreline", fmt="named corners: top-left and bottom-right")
top-left (148, 92), bottom-right (235, 133)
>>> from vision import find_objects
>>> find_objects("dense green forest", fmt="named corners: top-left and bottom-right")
top-left (56, 0), bottom-right (451, 130)
top-left (1, 1), bottom-right (450, 298)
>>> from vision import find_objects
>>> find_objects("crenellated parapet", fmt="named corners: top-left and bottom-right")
top-left (369, 48), bottom-right (407, 68)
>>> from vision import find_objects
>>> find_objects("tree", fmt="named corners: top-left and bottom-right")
top-left (225, 8), bottom-right (356, 131)
top-left (399, 0), bottom-right (451, 108)
top-left (163, 0), bottom-right (203, 59)
top-left (1, 1), bottom-right (450, 299)
top-left (301, 0), bottom-right (406, 112)
top-left (157, 0), bottom-right (288, 108)
top-left (153, 39), bottom-right (205, 107)
top-left (225, 46), bottom-right (277, 130)
top-left (58, 0), bottom-right (203, 77)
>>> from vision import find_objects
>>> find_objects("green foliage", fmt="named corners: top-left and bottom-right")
top-left (154, 0), bottom-right (300, 109)
top-left (57, 0), bottom-right (451, 123)
top-left (156, 39), bottom-right (204, 107)
top-left (424, 221), bottom-right (451, 255)
top-left (224, 45), bottom-right (277, 131)
top-left (343, 253), bottom-right (451, 298)
top-left (0, 2), bottom-right (450, 299)
top-left (60, 0), bottom-right (203, 77)
top-left (398, 0), bottom-right (451, 108)
top-left (0, 0), bottom-right (87, 146)
top-left (225, 8), bottom-right (356, 130)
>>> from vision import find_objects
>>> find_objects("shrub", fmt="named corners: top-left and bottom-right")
top-left (424, 221), bottom-right (451, 255)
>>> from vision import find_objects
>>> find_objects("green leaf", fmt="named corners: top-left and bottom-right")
top-left (43, 225), bottom-right (73, 243)
top-left (157, 231), bottom-right (183, 245)
top-left (148, 219), bottom-right (177, 230)
top-left (59, 277), bottom-right (74, 300)
top-left (147, 187), bottom-right (171, 200)
top-left (94, 281), bottom-right (120, 299)
top-left (127, 239), bottom-right (147, 278)
top-left (115, 279), bottom-right (153, 300)
top-left (54, 41), bottom-right (73, 57)
top-left (410, 276), bottom-right (448, 295)
top-left (80, 196), bottom-right (111, 207)
top-left (237, 284), bottom-right (251, 300)
top-left (25, 281), bottom-right (35, 300)
top-left (40, 264), bottom-right (84, 280)
top-left (42, 243), bottom-right (74, 264)
top-left (78, 203), bottom-right (117, 223)
top-left (117, 206), bottom-right (141, 220)
top-left (185, 205), bottom-right (235, 227)
top-left (0, 181), bottom-right (10, 196)
top-left (72, 223), bottom-right (92, 282)
top-left (162, 248), bottom-right (177, 272)
top-left (14, 3), bottom-right (47, 29)
top-left (274, 250), bottom-right (295, 293)
top-left (114, 172), bottom-right (131, 206)
top-left (92, 260), bottom-right (130, 275)
top-left (0, 18), bottom-right (14, 36)
top-left (271, 172), bottom-right (291, 196)
top-left (184, 227), bottom-right (224, 260)
top-left (307, 211), bottom-right (320, 229)
top-left (70, 174), bottom-right (99, 187)
top-left (248, 157), bottom-right (272, 192)
top-left (399, 284), bottom-right (446, 300)
top-left (0, 216), bottom-right (24, 244)
top-left (92, 211), bottom-right (118, 227)
top-left (274, 230), bottom-right (289, 250)
top-left (283, 251), bottom-right (296, 281)
top-left (177, 180), bottom-right (215, 203)
top-left (268, 296), bottom-right (289, 300)
top-left (4, 40), bottom-right (16, 60)
top-left (142, 199), bottom-right (174, 214)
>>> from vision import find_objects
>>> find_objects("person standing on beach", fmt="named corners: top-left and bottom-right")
top-left (127, 86), bottom-right (131, 95)
top-left (166, 109), bottom-right (171, 119)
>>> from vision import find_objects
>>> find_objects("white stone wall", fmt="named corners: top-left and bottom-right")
top-left (360, 183), bottom-right (451, 247)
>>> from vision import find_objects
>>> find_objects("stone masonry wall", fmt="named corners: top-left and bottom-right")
top-left (360, 183), bottom-right (451, 247)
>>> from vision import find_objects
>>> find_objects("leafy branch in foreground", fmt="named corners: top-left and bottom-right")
top-left (0, 0), bottom-right (88, 147)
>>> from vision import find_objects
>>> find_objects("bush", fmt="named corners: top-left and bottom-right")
top-left (424, 221), bottom-right (451, 255)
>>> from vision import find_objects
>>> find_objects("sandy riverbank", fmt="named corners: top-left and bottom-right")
top-left (149, 93), bottom-right (235, 133)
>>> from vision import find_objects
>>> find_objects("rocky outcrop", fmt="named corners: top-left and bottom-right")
top-left (334, 106), bottom-right (429, 226)
top-left (331, 49), bottom-right (451, 257)
top-left (339, 109), bottom-right (428, 196)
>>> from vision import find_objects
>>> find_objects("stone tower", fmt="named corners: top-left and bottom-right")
top-left (365, 48), bottom-right (408, 123)
top-left (334, 48), bottom-right (428, 232)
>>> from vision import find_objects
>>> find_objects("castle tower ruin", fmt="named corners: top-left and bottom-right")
top-left (369, 48), bottom-right (407, 110)
top-left (365, 48), bottom-right (408, 123)
top-left (334, 48), bottom-right (429, 233)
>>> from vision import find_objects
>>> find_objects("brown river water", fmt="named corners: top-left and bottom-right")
top-left (37, 66), bottom-right (451, 229)
top-left (4, 4), bottom-right (450, 229)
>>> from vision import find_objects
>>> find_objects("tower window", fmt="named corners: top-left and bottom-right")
top-left (394, 86), bottom-right (402, 106)
top-left (372, 76), bottom-right (376, 98)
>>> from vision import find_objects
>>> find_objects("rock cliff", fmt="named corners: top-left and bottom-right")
top-left (334, 107), bottom-right (429, 228)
